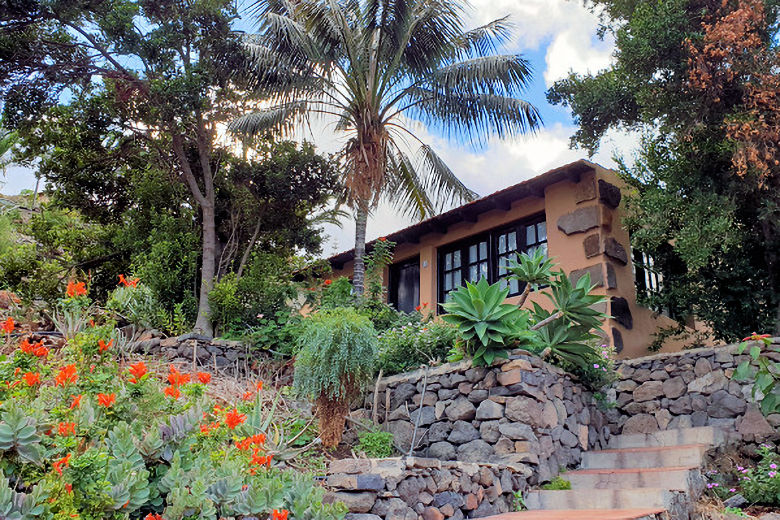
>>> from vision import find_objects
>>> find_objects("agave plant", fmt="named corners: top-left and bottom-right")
top-left (440, 278), bottom-right (529, 366)
top-left (505, 247), bottom-right (558, 306)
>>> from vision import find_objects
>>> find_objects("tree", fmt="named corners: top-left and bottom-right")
top-left (233, 0), bottom-right (542, 295)
top-left (1, 0), bottom-right (250, 335)
top-left (548, 0), bottom-right (780, 340)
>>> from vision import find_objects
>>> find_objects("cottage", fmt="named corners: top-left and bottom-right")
top-left (328, 159), bottom-right (706, 357)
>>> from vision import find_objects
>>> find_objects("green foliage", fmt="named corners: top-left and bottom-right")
top-left (706, 444), bottom-right (780, 506)
top-left (293, 309), bottom-right (378, 401)
top-left (0, 403), bottom-right (44, 466)
top-left (733, 334), bottom-right (779, 415)
top-left (505, 248), bottom-right (557, 289)
top-left (356, 430), bottom-right (395, 458)
top-left (105, 282), bottom-right (159, 330)
top-left (378, 321), bottom-right (458, 375)
top-left (541, 476), bottom-right (571, 490)
top-left (365, 239), bottom-right (396, 301)
top-left (441, 278), bottom-right (529, 366)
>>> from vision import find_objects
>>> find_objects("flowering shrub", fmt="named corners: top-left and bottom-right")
top-left (733, 332), bottom-right (778, 415)
top-left (705, 444), bottom-right (780, 506)
top-left (0, 284), bottom-right (347, 520)
top-left (377, 321), bottom-right (457, 375)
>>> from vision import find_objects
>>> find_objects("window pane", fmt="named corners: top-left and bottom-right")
top-left (469, 264), bottom-right (478, 281)
top-left (479, 262), bottom-right (488, 279)
top-left (453, 270), bottom-right (461, 288)
top-left (469, 245), bottom-right (477, 263)
top-left (510, 279), bottom-right (520, 294)
top-left (498, 234), bottom-right (506, 254)
top-left (537, 222), bottom-right (547, 242)
top-left (445, 254), bottom-right (452, 271)
top-left (498, 261), bottom-right (507, 276)
top-left (526, 225), bottom-right (536, 245)
top-left (479, 241), bottom-right (488, 259)
top-left (539, 242), bottom-right (548, 257)
top-left (445, 272), bottom-right (452, 291)
top-left (499, 278), bottom-right (508, 289)
top-left (453, 250), bottom-right (461, 268)
top-left (508, 232), bottom-right (517, 251)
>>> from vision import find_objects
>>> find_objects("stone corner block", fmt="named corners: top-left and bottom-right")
top-left (598, 179), bottom-right (622, 209)
top-left (557, 206), bottom-right (600, 235)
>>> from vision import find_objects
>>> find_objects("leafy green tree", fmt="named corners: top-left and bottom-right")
top-left (548, 0), bottom-right (780, 340)
top-left (234, 0), bottom-right (542, 295)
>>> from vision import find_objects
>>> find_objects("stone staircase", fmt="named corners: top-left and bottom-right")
top-left (487, 426), bottom-right (728, 520)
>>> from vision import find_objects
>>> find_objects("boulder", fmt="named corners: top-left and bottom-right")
top-left (457, 440), bottom-right (494, 463)
top-left (446, 397), bottom-right (477, 422)
top-left (428, 441), bottom-right (457, 460)
top-left (475, 400), bottom-right (504, 420)
top-left (621, 414), bottom-right (659, 434)
top-left (448, 421), bottom-right (481, 444)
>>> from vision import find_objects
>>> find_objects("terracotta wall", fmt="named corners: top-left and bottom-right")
top-left (331, 165), bottom-right (707, 358)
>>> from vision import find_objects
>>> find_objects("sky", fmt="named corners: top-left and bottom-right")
top-left (0, 0), bottom-right (635, 256)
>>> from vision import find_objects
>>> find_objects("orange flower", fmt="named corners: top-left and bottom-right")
top-left (256, 381), bottom-right (264, 391)
top-left (55, 365), bottom-right (78, 386)
top-left (19, 338), bottom-right (36, 354)
top-left (98, 339), bottom-right (113, 353)
top-left (58, 422), bottom-right (76, 436)
top-left (23, 372), bottom-right (40, 386)
top-left (168, 365), bottom-right (190, 386)
top-left (118, 274), bottom-right (140, 288)
top-left (53, 453), bottom-right (71, 475)
top-left (65, 483), bottom-right (72, 493)
top-left (200, 424), bottom-right (211, 435)
top-left (197, 372), bottom-right (211, 384)
top-left (324, 279), bottom-right (332, 286)
top-left (70, 394), bottom-right (83, 409)
top-left (415, 305), bottom-right (422, 311)
top-left (272, 509), bottom-right (289, 520)
top-left (97, 393), bottom-right (116, 408)
top-left (225, 408), bottom-right (246, 429)
top-left (243, 391), bottom-right (254, 401)
top-left (13, 367), bottom-right (20, 376)
top-left (251, 433), bottom-right (266, 445)
top-left (378, 237), bottom-right (387, 242)
top-left (128, 361), bottom-right (147, 383)
top-left (163, 385), bottom-right (181, 399)
top-left (33, 345), bottom-right (48, 357)
top-left (251, 452), bottom-right (273, 468)
top-left (2, 317), bottom-right (14, 334)
top-left (66, 281), bottom-right (87, 298)
top-left (144, 514), bottom-right (163, 520)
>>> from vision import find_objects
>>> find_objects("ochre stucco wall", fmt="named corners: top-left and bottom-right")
top-left (331, 164), bottom-right (711, 358)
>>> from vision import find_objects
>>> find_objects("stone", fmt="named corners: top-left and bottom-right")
top-left (456, 440), bottom-right (494, 463)
top-left (372, 498), bottom-right (413, 519)
top-left (397, 477), bottom-right (426, 506)
top-left (669, 395), bottom-right (693, 415)
top-left (655, 409), bottom-right (673, 430)
top-left (496, 370), bottom-right (524, 386)
top-left (464, 494), bottom-right (478, 510)
top-left (583, 234), bottom-right (600, 258)
top-left (557, 206), bottom-right (600, 235)
top-left (433, 492), bottom-right (465, 509)
top-left (387, 421), bottom-right (415, 452)
top-left (615, 380), bottom-right (638, 392)
top-left (177, 332), bottom-right (212, 342)
top-left (633, 381), bottom-right (665, 402)
top-left (465, 367), bottom-right (488, 383)
top-left (439, 504), bottom-right (454, 516)
top-left (605, 263), bottom-right (617, 289)
top-left (723, 494), bottom-right (748, 509)
top-left (708, 390), bottom-right (747, 418)
top-left (759, 514), bottom-right (780, 520)
top-left (570, 264), bottom-right (604, 287)
top-left (498, 423), bottom-right (538, 441)
top-left (475, 400), bottom-right (504, 420)
top-left (505, 397), bottom-right (545, 428)
top-left (428, 422), bottom-right (452, 442)
top-left (422, 507), bottom-right (445, 520)
top-left (345, 515), bottom-right (382, 520)
top-left (610, 297), bottom-right (633, 329)
top-left (542, 400), bottom-right (559, 428)
top-left (694, 358), bottom-right (712, 377)
top-left (560, 429), bottom-right (579, 448)
top-left (691, 411), bottom-right (709, 427)
top-left (392, 383), bottom-right (418, 408)
top-left (578, 424), bottom-right (589, 449)
top-left (326, 492), bottom-right (377, 513)
top-left (479, 421), bottom-right (501, 443)
top-left (662, 376), bottom-right (686, 399)
top-left (458, 382), bottom-right (473, 394)
top-left (468, 390), bottom-right (489, 403)
top-left (448, 421), bottom-right (481, 444)
top-left (327, 474), bottom-right (385, 491)
top-left (612, 327), bottom-right (625, 353)
top-left (737, 408), bottom-right (774, 438)
top-left (622, 414), bottom-right (659, 434)
top-left (410, 407), bottom-right (436, 426)
top-left (603, 237), bottom-right (628, 265)
top-left (502, 358), bottom-right (534, 371)
top-left (598, 179), bottom-right (622, 208)
top-left (330, 459), bottom-right (373, 474)
top-left (446, 398), bottom-right (477, 422)
top-left (428, 441), bottom-right (456, 460)
top-left (575, 178), bottom-right (597, 203)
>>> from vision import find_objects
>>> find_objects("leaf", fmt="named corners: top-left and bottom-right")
top-left (750, 345), bottom-right (761, 360)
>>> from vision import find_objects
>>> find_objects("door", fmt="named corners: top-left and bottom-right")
top-left (389, 257), bottom-right (420, 314)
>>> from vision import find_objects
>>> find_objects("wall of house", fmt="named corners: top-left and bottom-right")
top-left (332, 164), bottom-right (707, 358)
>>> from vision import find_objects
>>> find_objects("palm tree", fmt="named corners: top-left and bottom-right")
top-left (233, 0), bottom-right (541, 295)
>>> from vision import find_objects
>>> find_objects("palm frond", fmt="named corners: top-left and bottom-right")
top-left (430, 55), bottom-right (534, 97)
top-left (229, 102), bottom-right (310, 137)
top-left (384, 145), bottom-right (435, 220)
top-left (419, 144), bottom-right (477, 210)
top-left (450, 16), bottom-right (514, 59)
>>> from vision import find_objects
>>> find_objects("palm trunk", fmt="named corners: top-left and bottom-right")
top-left (352, 202), bottom-right (369, 297)
top-left (194, 201), bottom-right (216, 337)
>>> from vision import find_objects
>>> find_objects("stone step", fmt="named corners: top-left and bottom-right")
top-left (525, 488), bottom-right (683, 512)
top-left (483, 510), bottom-right (666, 520)
top-left (581, 444), bottom-right (709, 470)
top-left (566, 466), bottom-right (702, 492)
top-left (607, 427), bottom-right (725, 449)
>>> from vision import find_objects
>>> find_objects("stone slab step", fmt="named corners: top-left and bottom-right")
top-left (484, 510), bottom-right (666, 520)
top-left (525, 488), bottom-right (681, 512)
top-left (565, 466), bottom-right (702, 492)
top-left (607, 427), bottom-right (725, 449)
top-left (581, 444), bottom-right (709, 470)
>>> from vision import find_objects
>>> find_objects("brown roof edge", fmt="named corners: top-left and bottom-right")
top-left (328, 159), bottom-right (600, 269)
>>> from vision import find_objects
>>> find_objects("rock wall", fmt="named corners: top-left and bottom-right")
top-left (324, 457), bottom-right (529, 520)
top-left (361, 349), bottom-right (610, 487)
top-left (611, 338), bottom-right (780, 438)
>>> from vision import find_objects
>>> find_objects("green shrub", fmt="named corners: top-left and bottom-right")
top-left (541, 476), bottom-right (571, 490)
top-left (293, 308), bottom-right (377, 447)
top-left (733, 333), bottom-right (778, 415)
top-left (740, 444), bottom-right (780, 505)
top-left (356, 430), bottom-right (395, 458)
top-left (105, 281), bottom-right (159, 330)
top-left (378, 321), bottom-right (457, 374)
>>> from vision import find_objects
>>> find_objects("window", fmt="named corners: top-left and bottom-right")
top-left (389, 257), bottom-right (420, 314)
top-left (633, 249), bottom-right (662, 297)
top-left (438, 215), bottom-right (547, 304)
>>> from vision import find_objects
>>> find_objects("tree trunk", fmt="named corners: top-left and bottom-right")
top-left (194, 201), bottom-right (216, 337)
top-left (352, 202), bottom-right (369, 297)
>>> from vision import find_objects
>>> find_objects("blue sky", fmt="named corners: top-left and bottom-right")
top-left (1, 0), bottom-right (636, 255)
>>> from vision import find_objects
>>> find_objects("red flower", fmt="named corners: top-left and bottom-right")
top-left (66, 281), bottom-right (87, 298)
top-left (97, 393), bottom-right (116, 408)
top-left (144, 514), bottom-right (163, 520)
top-left (378, 237), bottom-right (387, 242)
top-left (19, 338), bottom-right (36, 354)
top-left (118, 274), bottom-right (140, 288)
top-left (256, 381), bottom-right (264, 391)
top-left (70, 394), bottom-right (83, 409)
top-left (243, 391), bottom-right (254, 401)
top-left (742, 332), bottom-right (772, 342)
top-left (55, 364), bottom-right (78, 386)
top-left (33, 345), bottom-right (48, 357)
top-left (98, 339), bottom-right (113, 353)
top-left (53, 453), bottom-right (71, 475)
top-left (58, 422), bottom-right (76, 436)
top-left (2, 317), bottom-right (14, 334)
top-left (197, 372), bottom-right (211, 384)
top-left (128, 361), bottom-right (147, 383)
top-left (272, 509), bottom-right (289, 520)
top-left (415, 305), bottom-right (422, 311)
top-left (65, 483), bottom-right (72, 493)
top-left (168, 365), bottom-right (190, 386)
top-left (23, 372), bottom-right (40, 386)
top-left (225, 408), bottom-right (246, 429)
top-left (163, 386), bottom-right (181, 399)
top-left (324, 279), bottom-right (332, 286)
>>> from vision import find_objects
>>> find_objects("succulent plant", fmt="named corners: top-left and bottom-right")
top-left (0, 404), bottom-right (44, 466)
top-left (0, 470), bottom-right (48, 520)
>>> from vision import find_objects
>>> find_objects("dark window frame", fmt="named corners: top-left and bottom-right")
top-left (437, 214), bottom-right (547, 306)
top-left (389, 255), bottom-right (421, 313)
